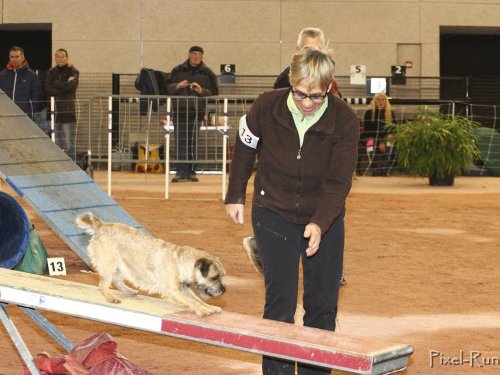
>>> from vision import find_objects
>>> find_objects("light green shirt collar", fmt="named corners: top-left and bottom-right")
top-left (287, 92), bottom-right (328, 146)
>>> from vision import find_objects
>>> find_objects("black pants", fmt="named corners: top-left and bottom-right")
top-left (252, 205), bottom-right (345, 375)
top-left (175, 111), bottom-right (198, 175)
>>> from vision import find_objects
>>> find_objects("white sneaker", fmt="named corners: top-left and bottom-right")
top-left (243, 237), bottom-right (263, 276)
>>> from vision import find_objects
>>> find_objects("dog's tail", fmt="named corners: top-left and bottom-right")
top-left (76, 212), bottom-right (103, 234)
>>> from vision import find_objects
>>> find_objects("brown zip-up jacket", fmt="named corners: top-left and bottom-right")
top-left (225, 88), bottom-right (359, 235)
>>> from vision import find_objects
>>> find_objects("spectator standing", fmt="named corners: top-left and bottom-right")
top-left (45, 48), bottom-right (80, 161)
top-left (167, 46), bottom-right (219, 182)
top-left (225, 47), bottom-right (359, 375)
top-left (0, 46), bottom-right (43, 119)
top-left (274, 27), bottom-right (342, 98)
top-left (361, 92), bottom-right (396, 176)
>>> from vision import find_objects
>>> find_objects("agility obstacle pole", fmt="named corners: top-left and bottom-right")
top-left (0, 268), bottom-right (413, 375)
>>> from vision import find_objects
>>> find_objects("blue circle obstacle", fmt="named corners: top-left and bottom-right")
top-left (0, 191), bottom-right (30, 269)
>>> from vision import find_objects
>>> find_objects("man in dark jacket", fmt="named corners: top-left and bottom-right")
top-left (45, 48), bottom-right (79, 161)
top-left (0, 46), bottom-right (43, 119)
top-left (167, 46), bottom-right (219, 182)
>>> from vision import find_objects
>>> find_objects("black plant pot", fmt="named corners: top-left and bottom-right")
top-left (429, 174), bottom-right (455, 186)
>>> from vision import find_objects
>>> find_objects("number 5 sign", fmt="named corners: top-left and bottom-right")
top-left (350, 65), bottom-right (366, 85)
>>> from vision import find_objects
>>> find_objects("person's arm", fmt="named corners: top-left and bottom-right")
top-left (310, 107), bottom-right (360, 235)
top-left (44, 70), bottom-right (63, 97)
top-left (193, 69), bottom-right (219, 96)
top-left (224, 114), bottom-right (259, 225)
top-left (65, 68), bottom-right (79, 92)
top-left (31, 74), bottom-right (44, 112)
top-left (49, 69), bottom-right (79, 95)
top-left (224, 113), bottom-right (259, 206)
top-left (205, 70), bottom-right (219, 96)
top-left (361, 109), bottom-right (373, 143)
top-left (166, 68), bottom-right (184, 94)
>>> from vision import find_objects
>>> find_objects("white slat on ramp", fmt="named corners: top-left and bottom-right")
top-left (0, 268), bottom-right (413, 374)
top-left (0, 90), bottom-right (146, 266)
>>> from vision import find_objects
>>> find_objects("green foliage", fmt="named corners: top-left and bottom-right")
top-left (386, 111), bottom-right (481, 178)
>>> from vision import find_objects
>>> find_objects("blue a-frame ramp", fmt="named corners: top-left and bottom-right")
top-left (0, 90), bottom-right (146, 267)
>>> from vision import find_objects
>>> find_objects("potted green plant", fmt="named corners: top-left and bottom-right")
top-left (386, 111), bottom-right (481, 186)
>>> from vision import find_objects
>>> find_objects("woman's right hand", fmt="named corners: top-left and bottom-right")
top-left (225, 204), bottom-right (245, 224)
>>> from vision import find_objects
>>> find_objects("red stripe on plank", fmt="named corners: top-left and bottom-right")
top-left (161, 319), bottom-right (371, 371)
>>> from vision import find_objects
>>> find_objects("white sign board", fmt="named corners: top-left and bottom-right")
top-left (350, 65), bottom-right (366, 85)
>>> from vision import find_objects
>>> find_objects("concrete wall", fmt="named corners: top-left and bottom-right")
top-left (1, 0), bottom-right (500, 76)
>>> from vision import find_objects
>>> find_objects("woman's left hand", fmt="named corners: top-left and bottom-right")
top-left (225, 203), bottom-right (245, 224)
top-left (304, 223), bottom-right (321, 257)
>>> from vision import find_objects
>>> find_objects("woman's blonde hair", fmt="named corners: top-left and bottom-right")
top-left (368, 92), bottom-right (393, 124)
top-left (289, 47), bottom-right (335, 91)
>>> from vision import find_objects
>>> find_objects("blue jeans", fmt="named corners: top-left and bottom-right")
top-left (33, 109), bottom-right (51, 136)
top-left (252, 205), bottom-right (345, 375)
top-left (55, 122), bottom-right (76, 161)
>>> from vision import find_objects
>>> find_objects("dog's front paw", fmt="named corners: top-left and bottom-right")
top-left (209, 305), bottom-right (222, 314)
top-left (104, 295), bottom-right (122, 304)
top-left (195, 304), bottom-right (222, 317)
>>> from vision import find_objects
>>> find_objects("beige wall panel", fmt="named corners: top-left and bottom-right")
top-left (141, 0), bottom-right (280, 42)
top-left (421, 43), bottom-right (440, 77)
top-left (278, 42), bottom-right (298, 72)
top-left (280, 2), bottom-right (420, 44)
top-left (2, 0), bottom-right (500, 77)
top-left (421, 0), bottom-right (500, 3)
top-left (3, 0), bottom-right (140, 41)
top-left (397, 44), bottom-right (421, 77)
top-left (52, 41), bottom-right (142, 74)
top-left (327, 43), bottom-right (397, 77)
top-left (420, 3), bottom-right (500, 42)
top-left (142, 41), bottom-right (280, 75)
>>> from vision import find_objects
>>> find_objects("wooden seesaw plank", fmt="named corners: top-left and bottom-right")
top-left (0, 268), bottom-right (413, 374)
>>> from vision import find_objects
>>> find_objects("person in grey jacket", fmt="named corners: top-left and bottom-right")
top-left (225, 47), bottom-right (359, 375)
top-left (0, 46), bottom-right (43, 119)
top-left (167, 46), bottom-right (219, 182)
top-left (45, 48), bottom-right (79, 161)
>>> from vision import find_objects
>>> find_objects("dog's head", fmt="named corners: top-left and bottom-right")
top-left (192, 256), bottom-right (226, 298)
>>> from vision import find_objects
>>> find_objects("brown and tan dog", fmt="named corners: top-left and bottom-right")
top-left (76, 212), bottom-right (225, 316)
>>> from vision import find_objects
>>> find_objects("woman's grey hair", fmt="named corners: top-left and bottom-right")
top-left (289, 47), bottom-right (335, 90)
top-left (296, 27), bottom-right (325, 49)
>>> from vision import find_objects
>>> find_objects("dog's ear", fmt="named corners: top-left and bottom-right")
top-left (195, 258), bottom-right (212, 277)
top-left (213, 256), bottom-right (226, 276)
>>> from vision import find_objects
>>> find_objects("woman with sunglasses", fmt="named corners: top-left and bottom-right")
top-left (225, 46), bottom-right (359, 375)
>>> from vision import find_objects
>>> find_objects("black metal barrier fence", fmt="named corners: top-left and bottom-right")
top-left (84, 95), bottom-right (499, 177)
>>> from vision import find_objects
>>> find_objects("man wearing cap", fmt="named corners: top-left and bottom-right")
top-left (167, 46), bottom-right (219, 182)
